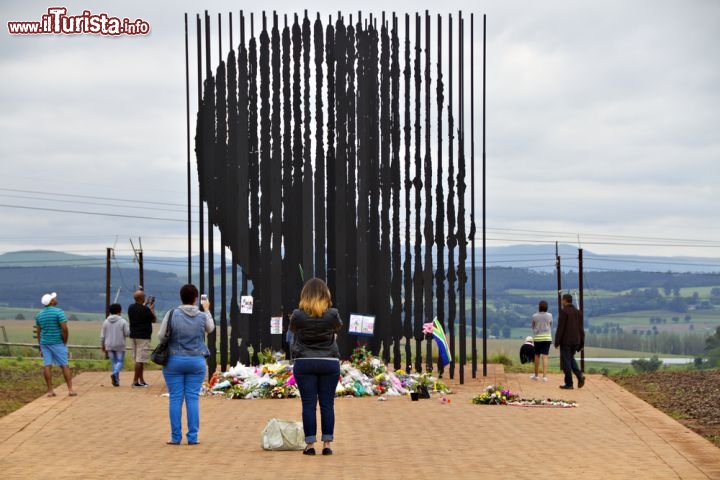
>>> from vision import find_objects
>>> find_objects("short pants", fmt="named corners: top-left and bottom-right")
top-left (131, 338), bottom-right (152, 363)
top-left (534, 341), bottom-right (551, 356)
top-left (41, 343), bottom-right (69, 366)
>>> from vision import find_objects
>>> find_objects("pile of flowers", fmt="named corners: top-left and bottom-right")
top-left (508, 398), bottom-right (577, 408)
top-left (472, 384), bottom-right (577, 408)
top-left (203, 345), bottom-right (451, 400)
top-left (471, 385), bottom-right (520, 405)
top-left (204, 361), bottom-right (299, 399)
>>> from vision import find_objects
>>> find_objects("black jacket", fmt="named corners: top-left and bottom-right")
top-left (555, 304), bottom-right (585, 350)
top-left (519, 343), bottom-right (535, 364)
top-left (289, 308), bottom-right (342, 359)
top-left (127, 302), bottom-right (156, 339)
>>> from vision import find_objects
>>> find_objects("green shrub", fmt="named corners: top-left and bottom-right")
top-left (631, 355), bottom-right (662, 373)
top-left (488, 351), bottom-right (513, 366)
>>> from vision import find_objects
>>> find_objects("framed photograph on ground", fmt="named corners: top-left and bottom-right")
top-left (348, 313), bottom-right (375, 337)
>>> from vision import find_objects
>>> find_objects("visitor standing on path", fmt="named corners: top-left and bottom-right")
top-left (128, 290), bottom-right (156, 387)
top-left (158, 284), bottom-right (214, 445)
top-left (530, 300), bottom-right (553, 381)
top-left (555, 293), bottom-right (585, 389)
top-left (35, 292), bottom-right (76, 397)
top-left (101, 303), bottom-right (130, 387)
top-left (289, 278), bottom-right (342, 456)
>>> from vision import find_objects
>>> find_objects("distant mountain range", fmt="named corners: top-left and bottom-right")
top-left (1, 245), bottom-right (718, 275)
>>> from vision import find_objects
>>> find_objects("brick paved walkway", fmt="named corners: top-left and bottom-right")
top-left (1, 366), bottom-right (719, 479)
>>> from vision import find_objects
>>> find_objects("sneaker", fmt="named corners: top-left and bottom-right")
top-left (140, 381), bottom-right (150, 387)
top-left (111, 374), bottom-right (119, 387)
top-left (132, 382), bottom-right (148, 388)
top-left (578, 375), bottom-right (585, 389)
top-left (530, 375), bottom-right (539, 381)
top-left (542, 376), bottom-right (548, 382)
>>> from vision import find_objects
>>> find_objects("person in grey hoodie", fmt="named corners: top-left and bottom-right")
top-left (101, 303), bottom-right (130, 387)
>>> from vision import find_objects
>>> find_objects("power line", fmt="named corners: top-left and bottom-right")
top-left (0, 187), bottom-right (188, 208)
top-left (0, 192), bottom-right (188, 214)
top-left (0, 203), bottom-right (185, 222)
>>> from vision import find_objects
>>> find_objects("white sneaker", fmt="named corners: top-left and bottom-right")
top-left (542, 377), bottom-right (548, 382)
top-left (530, 375), bottom-right (539, 381)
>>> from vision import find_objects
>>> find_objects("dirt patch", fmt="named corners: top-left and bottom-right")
top-left (612, 370), bottom-right (720, 448)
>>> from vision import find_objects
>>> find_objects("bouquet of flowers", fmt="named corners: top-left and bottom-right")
top-left (471, 385), bottom-right (519, 405)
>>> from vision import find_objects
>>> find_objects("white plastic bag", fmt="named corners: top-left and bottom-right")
top-left (261, 418), bottom-right (305, 451)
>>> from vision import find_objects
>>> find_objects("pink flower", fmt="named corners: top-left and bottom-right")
top-left (422, 323), bottom-right (434, 334)
top-left (285, 375), bottom-right (296, 386)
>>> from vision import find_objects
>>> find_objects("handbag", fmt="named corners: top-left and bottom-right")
top-left (150, 309), bottom-right (174, 366)
top-left (261, 418), bottom-right (305, 451)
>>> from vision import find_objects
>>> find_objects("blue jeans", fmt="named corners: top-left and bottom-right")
top-left (162, 355), bottom-right (206, 443)
top-left (108, 350), bottom-right (125, 377)
top-left (560, 344), bottom-right (583, 387)
top-left (293, 358), bottom-right (340, 443)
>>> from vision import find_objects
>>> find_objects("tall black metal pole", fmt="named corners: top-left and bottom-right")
top-left (185, 13), bottom-right (192, 284)
top-left (447, 13), bottom-right (456, 379)
top-left (470, 13), bottom-right (477, 378)
top-left (434, 13), bottom-right (446, 376)
top-left (412, 12), bottom-right (423, 374)
top-left (423, 10), bottom-right (434, 374)
top-left (197, 14), bottom-right (205, 317)
top-left (481, 13), bottom-right (487, 377)
top-left (402, 13), bottom-right (413, 371)
top-left (458, 12), bottom-right (466, 385)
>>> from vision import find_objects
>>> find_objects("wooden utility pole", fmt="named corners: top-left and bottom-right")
top-left (579, 247), bottom-right (584, 372)
top-left (556, 242), bottom-right (562, 371)
top-left (105, 248), bottom-right (112, 317)
top-left (130, 238), bottom-right (144, 289)
top-left (555, 242), bottom-right (562, 312)
top-left (138, 249), bottom-right (144, 289)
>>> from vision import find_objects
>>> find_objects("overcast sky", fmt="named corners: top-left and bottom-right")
top-left (1, 0), bottom-right (718, 264)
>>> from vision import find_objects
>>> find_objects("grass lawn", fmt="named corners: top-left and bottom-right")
top-left (0, 357), bottom-right (112, 417)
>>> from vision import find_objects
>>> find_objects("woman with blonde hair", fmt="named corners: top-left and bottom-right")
top-left (289, 278), bottom-right (342, 456)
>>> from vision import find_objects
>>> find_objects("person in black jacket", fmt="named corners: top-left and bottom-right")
top-left (289, 278), bottom-right (342, 456)
top-left (554, 293), bottom-right (586, 389)
top-left (128, 290), bottom-right (156, 387)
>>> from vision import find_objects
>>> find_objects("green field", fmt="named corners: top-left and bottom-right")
top-left (588, 309), bottom-right (720, 333)
top-left (0, 306), bottom-right (103, 322)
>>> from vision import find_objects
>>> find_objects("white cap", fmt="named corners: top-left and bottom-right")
top-left (41, 292), bottom-right (57, 306)
top-left (525, 336), bottom-right (534, 344)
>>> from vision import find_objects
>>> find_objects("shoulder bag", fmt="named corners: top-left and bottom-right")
top-left (150, 309), bottom-right (174, 366)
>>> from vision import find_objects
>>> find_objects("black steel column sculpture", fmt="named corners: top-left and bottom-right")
top-left (190, 10), bottom-right (482, 382)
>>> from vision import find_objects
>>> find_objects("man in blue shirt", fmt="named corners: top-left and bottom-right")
top-left (35, 292), bottom-right (76, 397)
